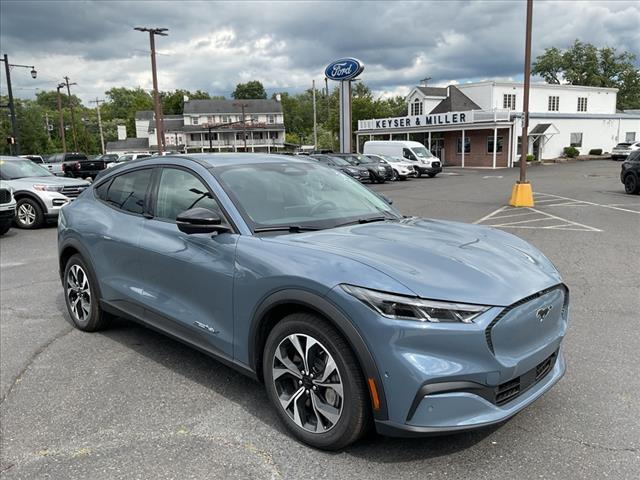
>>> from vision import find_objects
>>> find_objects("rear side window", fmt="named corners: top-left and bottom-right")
top-left (105, 169), bottom-right (152, 215)
top-left (94, 179), bottom-right (111, 201)
top-left (629, 151), bottom-right (640, 162)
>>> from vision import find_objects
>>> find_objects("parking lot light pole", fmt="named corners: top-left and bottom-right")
top-left (1, 54), bottom-right (37, 155)
top-left (509, 0), bottom-right (535, 207)
top-left (56, 83), bottom-right (67, 153)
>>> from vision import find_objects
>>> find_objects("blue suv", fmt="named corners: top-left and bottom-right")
top-left (58, 154), bottom-right (568, 449)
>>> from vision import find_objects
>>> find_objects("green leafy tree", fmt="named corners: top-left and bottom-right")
top-left (533, 40), bottom-right (640, 109)
top-left (161, 89), bottom-right (214, 115)
top-left (232, 80), bottom-right (267, 99)
top-left (102, 87), bottom-right (154, 134)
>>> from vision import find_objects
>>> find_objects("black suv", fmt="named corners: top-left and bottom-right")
top-left (308, 154), bottom-right (370, 182)
top-left (332, 153), bottom-right (392, 183)
top-left (621, 150), bottom-right (640, 194)
top-left (48, 152), bottom-right (107, 179)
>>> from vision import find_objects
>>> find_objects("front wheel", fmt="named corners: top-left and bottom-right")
top-left (624, 174), bottom-right (639, 194)
top-left (415, 170), bottom-right (422, 178)
top-left (263, 313), bottom-right (370, 450)
top-left (15, 198), bottom-right (44, 229)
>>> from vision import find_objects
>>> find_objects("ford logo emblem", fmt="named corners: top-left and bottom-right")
top-left (325, 58), bottom-right (364, 81)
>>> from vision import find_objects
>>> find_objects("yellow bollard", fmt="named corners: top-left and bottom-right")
top-left (509, 182), bottom-right (535, 207)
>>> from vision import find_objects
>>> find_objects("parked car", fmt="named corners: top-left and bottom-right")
top-left (308, 154), bottom-right (370, 182)
top-left (0, 156), bottom-right (90, 229)
top-left (0, 180), bottom-right (16, 235)
top-left (363, 140), bottom-right (442, 177)
top-left (47, 152), bottom-right (106, 179)
top-left (611, 142), bottom-right (640, 161)
top-left (620, 150), bottom-right (640, 194)
top-left (95, 154), bottom-right (119, 164)
top-left (19, 154), bottom-right (45, 164)
top-left (59, 153), bottom-right (568, 450)
top-left (106, 152), bottom-right (152, 168)
top-left (332, 153), bottom-right (392, 183)
top-left (366, 154), bottom-right (415, 180)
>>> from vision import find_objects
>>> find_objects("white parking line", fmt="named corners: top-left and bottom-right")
top-left (474, 205), bottom-right (602, 232)
top-left (535, 192), bottom-right (640, 215)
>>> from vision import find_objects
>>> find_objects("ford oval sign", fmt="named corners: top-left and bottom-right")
top-left (325, 58), bottom-right (364, 81)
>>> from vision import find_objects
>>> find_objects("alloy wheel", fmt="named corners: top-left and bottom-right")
top-left (66, 264), bottom-right (92, 323)
top-left (272, 333), bottom-right (344, 433)
top-left (17, 203), bottom-right (36, 226)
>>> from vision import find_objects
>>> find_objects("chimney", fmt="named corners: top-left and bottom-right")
top-left (183, 95), bottom-right (189, 103)
top-left (117, 125), bottom-right (127, 140)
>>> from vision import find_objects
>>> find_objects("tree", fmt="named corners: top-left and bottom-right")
top-left (232, 80), bottom-right (267, 99)
top-left (533, 40), bottom-right (640, 109)
top-left (161, 89), bottom-right (214, 115)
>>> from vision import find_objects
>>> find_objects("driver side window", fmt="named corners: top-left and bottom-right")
top-left (402, 148), bottom-right (416, 160)
top-left (155, 168), bottom-right (225, 222)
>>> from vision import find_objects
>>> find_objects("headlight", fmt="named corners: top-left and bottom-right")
top-left (347, 168), bottom-right (358, 174)
top-left (33, 184), bottom-right (63, 192)
top-left (342, 285), bottom-right (489, 323)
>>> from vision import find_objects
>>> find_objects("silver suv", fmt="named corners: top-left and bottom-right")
top-left (0, 156), bottom-right (90, 229)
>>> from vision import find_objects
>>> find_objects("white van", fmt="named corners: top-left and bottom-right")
top-left (363, 140), bottom-right (442, 177)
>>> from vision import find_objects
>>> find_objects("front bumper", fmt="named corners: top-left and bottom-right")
top-left (0, 206), bottom-right (16, 222)
top-left (417, 163), bottom-right (443, 174)
top-left (326, 284), bottom-right (568, 436)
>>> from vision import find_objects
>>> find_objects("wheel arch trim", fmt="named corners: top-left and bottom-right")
top-left (248, 288), bottom-right (389, 420)
top-left (13, 191), bottom-right (47, 216)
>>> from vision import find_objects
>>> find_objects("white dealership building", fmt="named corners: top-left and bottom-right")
top-left (356, 81), bottom-right (640, 168)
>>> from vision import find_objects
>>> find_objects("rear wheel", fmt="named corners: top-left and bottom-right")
top-left (624, 174), bottom-right (639, 194)
top-left (263, 313), bottom-right (369, 450)
top-left (63, 254), bottom-right (112, 331)
top-left (15, 198), bottom-right (44, 229)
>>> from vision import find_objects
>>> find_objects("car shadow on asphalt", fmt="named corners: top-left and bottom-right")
top-left (71, 312), bottom-right (501, 460)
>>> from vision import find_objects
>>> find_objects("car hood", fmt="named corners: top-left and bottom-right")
top-left (7, 176), bottom-right (90, 187)
top-left (270, 218), bottom-right (562, 307)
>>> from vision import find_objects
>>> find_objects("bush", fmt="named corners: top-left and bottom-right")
top-left (564, 146), bottom-right (579, 158)
top-left (588, 148), bottom-right (603, 155)
top-left (526, 154), bottom-right (535, 162)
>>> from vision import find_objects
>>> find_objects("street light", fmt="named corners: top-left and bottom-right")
top-left (134, 26), bottom-right (168, 153)
top-left (1, 54), bottom-right (37, 155)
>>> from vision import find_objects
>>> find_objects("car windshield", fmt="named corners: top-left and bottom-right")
top-left (412, 147), bottom-right (434, 158)
top-left (216, 162), bottom-right (399, 229)
top-left (615, 143), bottom-right (631, 148)
top-left (0, 158), bottom-right (54, 179)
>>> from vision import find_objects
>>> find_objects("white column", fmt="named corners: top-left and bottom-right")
top-left (492, 127), bottom-right (498, 169)
top-left (461, 129), bottom-right (465, 168)
top-left (251, 131), bottom-right (255, 152)
top-left (507, 125), bottom-right (513, 168)
top-left (406, 132), bottom-right (410, 140)
top-left (389, 133), bottom-right (392, 140)
top-left (234, 134), bottom-right (237, 152)
top-left (356, 135), bottom-right (360, 153)
top-left (428, 131), bottom-right (432, 150)
top-left (200, 132), bottom-right (204, 153)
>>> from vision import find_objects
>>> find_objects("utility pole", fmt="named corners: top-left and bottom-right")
top-left (509, 0), bottom-right (535, 207)
top-left (233, 102), bottom-right (248, 151)
top-left (1, 54), bottom-right (37, 155)
top-left (90, 98), bottom-right (105, 154)
top-left (56, 83), bottom-right (67, 153)
top-left (63, 76), bottom-right (78, 151)
top-left (134, 27), bottom-right (168, 153)
top-left (44, 112), bottom-right (51, 140)
top-left (312, 79), bottom-right (317, 149)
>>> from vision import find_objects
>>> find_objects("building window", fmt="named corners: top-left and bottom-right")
top-left (456, 136), bottom-right (471, 154)
top-left (192, 116), bottom-right (199, 125)
top-left (577, 97), bottom-right (588, 112)
top-left (548, 96), bottom-right (559, 111)
top-left (222, 115), bottom-right (230, 124)
top-left (487, 135), bottom-right (504, 153)
top-left (570, 132), bottom-right (583, 147)
top-left (269, 131), bottom-right (279, 139)
top-left (625, 132), bottom-right (636, 143)
top-left (189, 133), bottom-right (199, 141)
top-left (503, 94), bottom-right (516, 110)
top-left (267, 114), bottom-right (275, 124)
top-left (411, 98), bottom-right (423, 116)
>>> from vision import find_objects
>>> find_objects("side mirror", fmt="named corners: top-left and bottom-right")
top-left (176, 207), bottom-right (231, 235)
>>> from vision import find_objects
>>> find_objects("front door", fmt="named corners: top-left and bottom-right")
top-left (137, 167), bottom-right (238, 357)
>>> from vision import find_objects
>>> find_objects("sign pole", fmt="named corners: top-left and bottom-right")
top-left (325, 58), bottom-right (364, 154)
top-left (509, 0), bottom-right (535, 207)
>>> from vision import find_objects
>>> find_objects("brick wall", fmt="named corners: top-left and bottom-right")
top-left (443, 128), bottom-right (510, 167)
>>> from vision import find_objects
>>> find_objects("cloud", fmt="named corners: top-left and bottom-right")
top-left (1, 0), bottom-right (638, 103)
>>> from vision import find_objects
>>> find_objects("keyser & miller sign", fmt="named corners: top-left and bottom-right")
top-left (359, 110), bottom-right (475, 131)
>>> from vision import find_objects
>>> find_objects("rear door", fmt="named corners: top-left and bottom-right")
top-left (136, 166), bottom-right (238, 356)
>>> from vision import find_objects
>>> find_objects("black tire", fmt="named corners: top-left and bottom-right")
top-left (14, 198), bottom-right (44, 229)
top-left (63, 254), bottom-right (112, 331)
top-left (263, 313), bottom-right (370, 450)
top-left (0, 221), bottom-right (11, 235)
top-left (391, 170), bottom-right (399, 181)
top-left (428, 173), bottom-right (437, 178)
top-left (415, 170), bottom-right (422, 178)
top-left (624, 174), bottom-right (640, 194)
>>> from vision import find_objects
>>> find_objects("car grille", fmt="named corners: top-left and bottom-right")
top-left (432, 162), bottom-right (440, 168)
top-left (0, 188), bottom-right (10, 204)
top-left (495, 352), bottom-right (557, 406)
top-left (61, 185), bottom-right (87, 198)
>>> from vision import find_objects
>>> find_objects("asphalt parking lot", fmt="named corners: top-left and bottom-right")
top-left (1, 160), bottom-right (638, 479)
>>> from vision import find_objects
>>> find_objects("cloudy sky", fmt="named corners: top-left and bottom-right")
top-left (1, 0), bottom-right (639, 104)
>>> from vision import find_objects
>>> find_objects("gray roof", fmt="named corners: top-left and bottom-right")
top-left (430, 86), bottom-right (481, 114)
top-left (160, 116), bottom-right (185, 132)
top-left (416, 86), bottom-right (447, 97)
top-left (184, 99), bottom-right (283, 114)
top-left (529, 123), bottom-right (552, 135)
top-left (105, 138), bottom-right (149, 151)
top-left (135, 110), bottom-right (154, 120)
